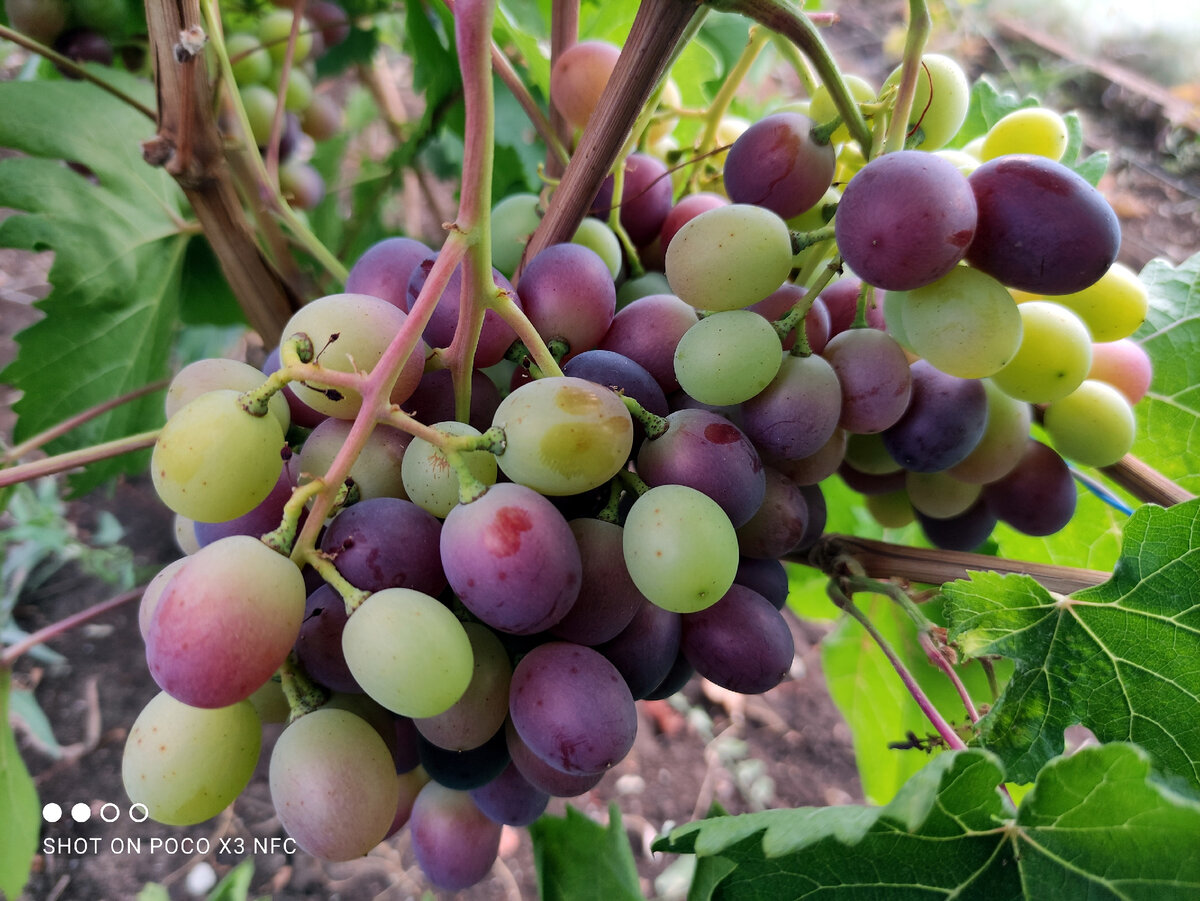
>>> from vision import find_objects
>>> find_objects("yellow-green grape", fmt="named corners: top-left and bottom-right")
top-left (164, 357), bottom-right (290, 436)
top-left (865, 490), bottom-right (914, 529)
top-left (809, 74), bottom-right (876, 144)
top-left (227, 32), bottom-right (271, 85)
top-left (991, 302), bottom-right (1092, 404)
top-left (834, 140), bottom-right (868, 183)
top-left (401, 421), bottom-right (498, 517)
top-left (1052, 262), bottom-right (1148, 342)
top-left (947, 380), bottom-right (1033, 484)
top-left (342, 588), bottom-right (475, 718)
top-left (1043, 379), bottom-right (1136, 467)
top-left (151, 389), bottom-right (284, 523)
top-left (258, 9), bottom-right (313, 65)
top-left (240, 84), bottom-right (277, 146)
top-left (933, 147), bottom-right (981, 176)
top-left (674, 310), bottom-right (783, 405)
top-left (905, 470), bottom-right (981, 519)
top-left (123, 693), bottom-right (260, 826)
top-left (981, 107), bottom-right (1069, 162)
top-left (572, 216), bottom-right (623, 280)
top-left (881, 53), bottom-right (970, 150)
top-left (490, 192), bottom-right (541, 277)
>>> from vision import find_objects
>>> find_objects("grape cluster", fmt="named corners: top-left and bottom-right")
top-left (4, 0), bottom-right (141, 68)
top-left (125, 40), bottom-right (1153, 894)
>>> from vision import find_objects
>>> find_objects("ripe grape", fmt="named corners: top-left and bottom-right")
top-left (410, 782), bottom-right (503, 890)
top-left (599, 293), bottom-right (699, 393)
top-left (405, 256), bottom-right (520, 368)
top-left (416, 728), bottom-right (510, 790)
top-left (192, 466), bottom-right (297, 548)
top-left (345, 236), bottom-right (434, 310)
top-left (597, 602), bottom-right (682, 699)
top-left (517, 243), bottom-right (616, 356)
top-left (681, 585), bottom-right (794, 694)
top-left (592, 152), bottom-right (674, 246)
top-left (723, 112), bottom-right (836, 219)
top-left (319, 497), bottom-right (446, 595)
top-left (468, 761), bottom-right (549, 827)
top-left (983, 440), bottom-right (1077, 536)
top-left (295, 583), bottom-right (359, 693)
top-left (1087, 338), bottom-right (1153, 404)
top-left (505, 718), bottom-right (605, 796)
top-left (549, 518), bottom-right (647, 645)
top-left (741, 352), bottom-right (842, 461)
top-left (916, 499), bottom-right (998, 551)
top-left (414, 622), bottom-right (512, 752)
top-left (880, 361), bottom-right (988, 473)
top-left (821, 328), bottom-right (913, 434)
top-left (735, 466), bottom-right (809, 559)
top-left (660, 192), bottom-right (728, 251)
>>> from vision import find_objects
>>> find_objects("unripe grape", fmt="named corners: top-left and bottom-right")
top-left (981, 107), bottom-right (1069, 162)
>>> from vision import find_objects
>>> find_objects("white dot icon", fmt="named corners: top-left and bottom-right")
top-left (42, 803), bottom-right (63, 823)
top-left (71, 802), bottom-right (91, 823)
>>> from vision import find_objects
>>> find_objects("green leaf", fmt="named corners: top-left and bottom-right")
top-left (656, 744), bottom-right (1200, 900)
top-left (0, 669), bottom-right (40, 901)
top-left (207, 859), bottom-right (256, 901)
top-left (1060, 111), bottom-right (1108, 186)
top-left (8, 688), bottom-right (61, 760)
top-left (529, 804), bottom-right (645, 901)
top-left (1134, 252), bottom-right (1200, 493)
top-left (135, 885), bottom-right (171, 901)
top-left (945, 500), bottom-right (1200, 788)
top-left (0, 78), bottom-right (187, 493)
top-left (951, 77), bottom-right (1038, 149)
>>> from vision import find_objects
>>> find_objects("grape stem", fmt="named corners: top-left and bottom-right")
top-left (0, 430), bottom-right (161, 490)
top-left (278, 652), bottom-right (330, 722)
top-left (0, 586), bottom-right (143, 669)
top-left (882, 0), bottom-right (931, 155)
top-left (621, 395), bottom-right (670, 439)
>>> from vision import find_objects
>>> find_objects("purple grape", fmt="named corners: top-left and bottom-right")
top-left (736, 467), bottom-right (808, 559)
top-left (839, 463), bottom-right (907, 496)
top-left (406, 254), bottom-right (521, 367)
top-left (550, 519), bottom-right (647, 646)
top-left (563, 349), bottom-right (669, 418)
top-left (417, 728), bottom-right (511, 790)
top-left (597, 602), bottom-right (682, 700)
top-left (723, 112), bottom-right (836, 219)
top-left (409, 782), bottom-right (503, 891)
top-left (599, 293), bottom-right (699, 393)
top-left (916, 499), bottom-right (998, 551)
top-left (345, 236), bottom-right (434, 310)
top-left (320, 497), bottom-right (447, 595)
top-left (440, 483), bottom-right (582, 635)
top-left (880, 361), bottom-right (988, 473)
top-left (749, 283), bottom-right (831, 354)
top-left (822, 328), bottom-right (913, 434)
top-left (505, 719), bottom-right (605, 797)
top-left (794, 483), bottom-right (827, 553)
top-left (509, 641), bottom-right (636, 775)
top-left (681, 585), bottom-right (794, 694)
top-left (983, 440), bottom-right (1077, 536)
top-left (734, 557), bottom-right (789, 610)
top-left (517, 243), bottom-right (616, 357)
top-left (643, 650), bottom-right (695, 700)
top-left (819, 278), bottom-right (886, 338)
top-left (966, 154), bottom-right (1120, 295)
top-left (592, 152), bottom-right (674, 246)
top-left (835, 150), bottom-right (977, 291)
top-left (469, 761), bottom-right (550, 826)
top-left (403, 367), bottom-right (501, 432)
top-left (775, 428), bottom-right (847, 486)
top-left (295, 583), bottom-right (360, 693)
top-left (636, 409), bottom-right (766, 528)
top-left (741, 353), bottom-right (842, 461)
top-left (54, 27), bottom-right (113, 68)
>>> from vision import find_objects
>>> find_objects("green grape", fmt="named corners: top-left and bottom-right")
top-left (240, 84), bottom-right (278, 146)
top-left (844, 432), bottom-right (902, 475)
top-left (622, 484), bottom-right (738, 613)
top-left (808, 73), bottom-right (876, 144)
top-left (674, 310), bottom-right (783, 405)
top-left (401, 421), bottom-right (498, 517)
top-left (259, 9), bottom-right (313, 65)
top-left (890, 266), bottom-right (1023, 378)
top-left (932, 147), bottom-right (981, 176)
top-left (665, 204), bottom-right (793, 312)
top-left (151, 389), bottom-right (284, 523)
top-left (865, 490), bottom-right (914, 528)
top-left (990, 301), bottom-right (1092, 404)
top-left (227, 32), bottom-right (271, 85)
top-left (881, 53), bottom-right (970, 150)
top-left (342, 588), bottom-right (474, 718)
top-left (1043, 379), bottom-right (1136, 468)
top-left (123, 692), bottom-right (260, 826)
top-left (414, 622), bottom-right (512, 751)
top-left (947, 379), bottom-right (1033, 484)
top-left (981, 107), bottom-right (1069, 162)
top-left (272, 65), bottom-right (314, 113)
top-left (572, 216), bottom-right (623, 280)
top-left (905, 470), bottom-right (981, 519)
top-left (490, 193), bottom-right (541, 276)
top-left (165, 357), bottom-right (289, 435)
top-left (1052, 262), bottom-right (1148, 342)
top-left (492, 377), bottom-right (633, 496)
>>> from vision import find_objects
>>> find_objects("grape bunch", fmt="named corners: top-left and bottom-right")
top-left (124, 35), bottom-right (1153, 896)
top-left (3, 0), bottom-right (144, 69)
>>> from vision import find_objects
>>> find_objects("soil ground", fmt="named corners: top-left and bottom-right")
top-left (2, 1), bottom-right (1198, 899)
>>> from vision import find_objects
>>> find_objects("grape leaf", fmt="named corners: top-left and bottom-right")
top-left (1134, 252), bottom-right (1200, 493)
top-left (0, 669), bottom-right (40, 901)
top-left (656, 744), bottom-right (1200, 901)
top-left (0, 77), bottom-right (187, 492)
top-left (529, 804), bottom-right (644, 901)
top-left (944, 499), bottom-right (1200, 788)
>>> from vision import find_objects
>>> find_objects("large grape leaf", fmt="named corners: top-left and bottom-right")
top-left (0, 76), bottom-right (187, 492)
top-left (944, 499), bottom-right (1200, 787)
top-left (656, 744), bottom-right (1200, 901)
top-left (1134, 252), bottom-right (1200, 493)
top-left (0, 669), bottom-right (39, 901)
top-left (529, 804), bottom-right (644, 901)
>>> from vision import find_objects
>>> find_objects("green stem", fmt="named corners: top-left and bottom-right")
top-left (0, 24), bottom-right (157, 119)
top-left (278, 652), bottom-right (330, 722)
top-left (883, 0), bottom-right (932, 155)
top-left (622, 395), bottom-right (670, 439)
top-left (690, 25), bottom-right (770, 190)
top-left (298, 548), bottom-right (372, 614)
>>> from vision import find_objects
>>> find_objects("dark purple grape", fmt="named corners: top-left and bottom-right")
top-left (822, 328), bottom-right (913, 434)
top-left (469, 761), bottom-right (550, 826)
top-left (741, 353), bottom-right (842, 461)
top-left (394, 716), bottom-right (422, 774)
top-left (597, 602), bottom-right (682, 700)
top-left (736, 467), bottom-right (808, 559)
top-left (417, 728), bottom-right (510, 791)
top-left (916, 499), bottom-right (998, 551)
top-left (54, 28), bottom-right (113, 69)
top-left (441, 483), bottom-right (582, 635)
top-left (794, 483), bottom-right (826, 553)
top-left (409, 782), bottom-right (502, 891)
top-left (643, 650), bottom-right (695, 700)
top-left (550, 519), bottom-right (647, 646)
top-left (564, 349), bottom-right (668, 415)
top-left (307, 0), bottom-right (351, 49)
top-left (599, 294), bottom-right (699, 393)
top-left (509, 642), bottom-right (636, 775)
top-left (880, 361), bottom-right (987, 473)
top-left (295, 584), bottom-right (360, 693)
top-left (966, 154), bottom-right (1120, 295)
top-left (319, 497), bottom-right (446, 595)
top-left (983, 440), bottom-right (1077, 536)
top-left (505, 719), bottom-right (605, 797)
top-left (636, 409), bottom-right (765, 528)
top-left (835, 150), bottom-right (977, 291)
top-left (592, 152), bottom-right (674, 246)
top-left (723, 113), bottom-right (836, 219)
top-left (407, 255), bottom-right (521, 367)
top-left (734, 557), bottom-right (789, 610)
top-left (681, 585), bottom-right (794, 694)
top-left (404, 368), bottom-right (501, 432)
top-left (345, 236), bottom-right (434, 310)
top-left (517, 243), bottom-right (616, 357)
